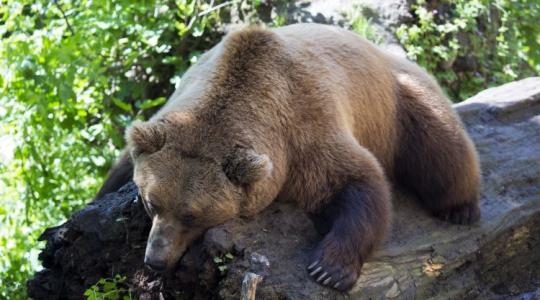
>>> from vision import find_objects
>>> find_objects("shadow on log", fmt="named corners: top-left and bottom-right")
top-left (28, 78), bottom-right (540, 299)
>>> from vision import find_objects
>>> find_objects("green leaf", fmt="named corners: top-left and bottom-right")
top-left (138, 97), bottom-right (166, 110)
top-left (112, 98), bottom-right (132, 112)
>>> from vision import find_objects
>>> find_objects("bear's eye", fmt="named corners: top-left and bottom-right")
top-left (138, 193), bottom-right (152, 217)
top-left (179, 214), bottom-right (196, 227)
top-left (141, 196), bottom-right (161, 217)
top-left (146, 201), bottom-right (161, 216)
top-left (146, 202), bottom-right (155, 216)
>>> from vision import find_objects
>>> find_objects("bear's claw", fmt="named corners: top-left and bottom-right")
top-left (316, 271), bottom-right (328, 282)
top-left (309, 265), bottom-right (322, 276)
top-left (434, 203), bottom-right (480, 225)
top-left (306, 256), bottom-right (359, 292)
top-left (308, 260), bottom-right (319, 269)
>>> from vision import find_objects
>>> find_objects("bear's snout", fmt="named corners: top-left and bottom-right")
top-left (144, 256), bottom-right (167, 272)
top-left (144, 238), bottom-right (171, 272)
top-left (144, 216), bottom-right (202, 272)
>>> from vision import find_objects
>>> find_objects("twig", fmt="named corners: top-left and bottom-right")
top-left (240, 272), bottom-right (263, 300)
top-left (54, 0), bottom-right (75, 35)
top-left (197, 0), bottom-right (237, 17)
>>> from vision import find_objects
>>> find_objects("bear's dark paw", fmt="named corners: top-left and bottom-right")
top-left (434, 203), bottom-right (481, 225)
top-left (307, 248), bottom-right (361, 292)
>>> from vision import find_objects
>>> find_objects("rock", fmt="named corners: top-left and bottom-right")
top-left (27, 78), bottom-right (540, 299)
top-left (285, 0), bottom-right (411, 28)
top-left (360, 0), bottom-right (412, 28)
top-left (256, 1), bottom-right (409, 57)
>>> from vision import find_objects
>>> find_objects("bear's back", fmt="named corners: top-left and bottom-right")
top-left (273, 24), bottom-right (400, 170)
top-left (155, 24), bottom-right (406, 171)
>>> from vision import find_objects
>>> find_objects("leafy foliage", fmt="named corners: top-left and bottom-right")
top-left (346, 5), bottom-right (383, 45)
top-left (396, 0), bottom-right (540, 100)
top-left (213, 252), bottom-right (235, 275)
top-left (84, 275), bottom-right (132, 300)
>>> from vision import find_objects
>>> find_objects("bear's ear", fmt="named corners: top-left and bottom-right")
top-left (223, 148), bottom-right (273, 185)
top-left (126, 120), bottom-right (167, 158)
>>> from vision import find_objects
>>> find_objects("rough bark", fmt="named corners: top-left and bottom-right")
top-left (28, 78), bottom-right (540, 299)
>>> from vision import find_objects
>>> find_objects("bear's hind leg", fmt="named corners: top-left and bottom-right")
top-left (395, 74), bottom-right (481, 224)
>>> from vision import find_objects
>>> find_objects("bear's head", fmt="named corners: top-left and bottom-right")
top-left (126, 114), bottom-right (273, 272)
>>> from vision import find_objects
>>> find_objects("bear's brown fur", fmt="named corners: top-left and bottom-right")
top-left (96, 23), bottom-right (481, 291)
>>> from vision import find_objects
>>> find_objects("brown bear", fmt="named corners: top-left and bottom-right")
top-left (96, 23), bottom-right (481, 292)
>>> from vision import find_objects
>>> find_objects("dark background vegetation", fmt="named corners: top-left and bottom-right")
top-left (0, 0), bottom-right (538, 298)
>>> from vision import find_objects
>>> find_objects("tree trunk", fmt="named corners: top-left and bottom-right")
top-left (27, 78), bottom-right (540, 299)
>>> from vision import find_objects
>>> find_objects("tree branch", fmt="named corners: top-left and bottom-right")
top-left (54, 0), bottom-right (75, 35)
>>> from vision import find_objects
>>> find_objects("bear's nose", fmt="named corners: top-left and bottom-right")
top-left (144, 256), bottom-right (167, 272)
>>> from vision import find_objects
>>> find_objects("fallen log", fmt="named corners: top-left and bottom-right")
top-left (27, 77), bottom-right (540, 299)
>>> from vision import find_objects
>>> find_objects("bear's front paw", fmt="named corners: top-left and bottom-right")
top-left (307, 244), bottom-right (362, 292)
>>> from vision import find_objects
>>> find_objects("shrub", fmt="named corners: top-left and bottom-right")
top-left (396, 0), bottom-right (540, 100)
top-left (346, 5), bottom-right (383, 45)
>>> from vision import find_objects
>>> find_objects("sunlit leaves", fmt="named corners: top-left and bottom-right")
top-left (396, 0), bottom-right (540, 100)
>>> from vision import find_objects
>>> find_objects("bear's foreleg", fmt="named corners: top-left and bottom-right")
top-left (307, 150), bottom-right (391, 292)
